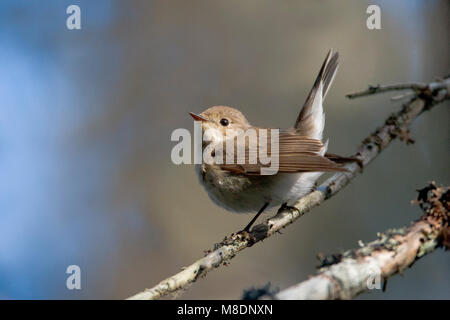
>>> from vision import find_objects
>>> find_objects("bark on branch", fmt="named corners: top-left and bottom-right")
top-left (127, 76), bottom-right (450, 300)
top-left (255, 183), bottom-right (449, 300)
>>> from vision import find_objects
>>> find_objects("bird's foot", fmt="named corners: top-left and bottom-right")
top-left (277, 203), bottom-right (300, 215)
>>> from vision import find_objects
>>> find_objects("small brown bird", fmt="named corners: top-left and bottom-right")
top-left (190, 49), bottom-right (349, 231)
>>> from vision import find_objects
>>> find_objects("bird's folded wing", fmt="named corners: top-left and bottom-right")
top-left (217, 130), bottom-right (348, 175)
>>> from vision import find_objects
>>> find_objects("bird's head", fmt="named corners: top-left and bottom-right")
top-left (189, 106), bottom-right (251, 144)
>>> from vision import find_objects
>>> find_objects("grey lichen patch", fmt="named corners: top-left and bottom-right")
top-left (384, 112), bottom-right (415, 144)
top-left (362, 130), bottom-right (385, 151)
top-left (314, 183), bottom-right (448, 280)
top-left (417, 238), bottom-right (438, 258)
top-left (381, 237), bottom-right (402, 251)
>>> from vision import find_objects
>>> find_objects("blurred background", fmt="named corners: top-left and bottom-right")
top-left (0, 0), bottom-right (448, 299)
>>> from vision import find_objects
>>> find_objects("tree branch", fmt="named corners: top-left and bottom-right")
top-left (127, 76), bottom-right (450, 300)
top-left (261, 183), bottom-right (449, 300)
top-left (345, 78), bottom-right (449, 99)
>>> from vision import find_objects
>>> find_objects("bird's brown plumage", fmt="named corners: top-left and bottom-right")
top-left (217, 129), bottom-right (347, 175)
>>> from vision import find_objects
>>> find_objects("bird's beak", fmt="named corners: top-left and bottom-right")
top-left (189, 112), bottom-right (208, 122)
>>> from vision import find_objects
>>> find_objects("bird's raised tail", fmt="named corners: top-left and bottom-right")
top-left (294, 49), bottom-right (339, 140)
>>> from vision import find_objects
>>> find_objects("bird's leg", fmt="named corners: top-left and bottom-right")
top-left (242, 202), bottom-right (270, 232)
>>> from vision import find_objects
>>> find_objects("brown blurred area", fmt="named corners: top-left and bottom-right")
top-left (70, 1), bottom-right (449, 299)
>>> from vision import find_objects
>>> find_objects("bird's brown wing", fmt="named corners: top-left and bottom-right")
top-left (217, 129), bottom-right (348, 175)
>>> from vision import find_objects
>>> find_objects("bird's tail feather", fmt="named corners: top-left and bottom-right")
top-left (294, 49), bottom-right (339, 140)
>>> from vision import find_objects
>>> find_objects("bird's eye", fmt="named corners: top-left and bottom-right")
top-left (220, 118), bottom-right (229, 126)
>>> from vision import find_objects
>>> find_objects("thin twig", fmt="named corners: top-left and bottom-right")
top-left (259, 183), bottom-right (449, 300)
top-left (345, 79), bottom-right (450, 99)
top-left (346, 82), bottom-right (427, 99)
top-left (127, 77), bottom-right (450, 300)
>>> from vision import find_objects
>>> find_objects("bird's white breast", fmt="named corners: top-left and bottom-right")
top-left (196, 164), bottom-right (323, 213)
